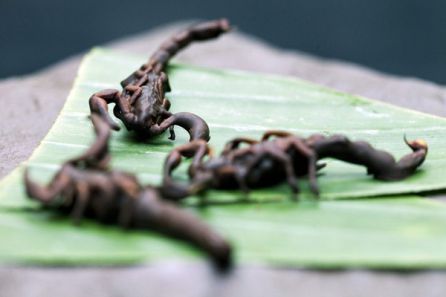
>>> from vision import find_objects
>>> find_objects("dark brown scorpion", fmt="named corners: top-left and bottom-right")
top-left (161, 130), bottom-right (428, 200)
top-left (24, 115), bottom-right (232, 270)
top-left (89, 18), bottom-right (231, 141)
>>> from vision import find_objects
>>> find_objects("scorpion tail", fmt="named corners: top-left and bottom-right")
top-left (149, 19), bottom-right (231, 73)
top-left (132, 188), bottom-right (233, 271)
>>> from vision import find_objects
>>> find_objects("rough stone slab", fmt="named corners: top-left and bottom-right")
top-left (1, 21), bottom-right (446, 296)
top-left (1, 262), bottom-right (446, 297)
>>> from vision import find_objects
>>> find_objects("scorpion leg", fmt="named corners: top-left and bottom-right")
top-left (262, 130), bottom-right (293, 141)
top-left (288, 138), bottom-right (320, 196)
top-left (260, 147), bottom-right (300, 197)
top-left (189, 141), bottom-right (212, 175)
top-left (159, 72), bottom-right (171, 92)
top-left (165, 140), bottom-right (211, 172)
top-left (71, 181), bottom-right (90, 225)
top-left (125, 84), bottom-right (143, 106)
top-left (233, 166), bottom-right (251, 196)
top-left (116, 88), bottom-right (138, 125)
top-left (162, 98), bottom-right (171, 111)
top-left (68, 115), bottom-right (111, 170)
top-left (89, 89), bottom-right (121, 130)
top-left (222, 137), bottom-right (259, 155)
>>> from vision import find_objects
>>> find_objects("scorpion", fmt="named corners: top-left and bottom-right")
top-left (161, 130), bottom-right (428, 200)
top-left (24, 115), bottom-right (232, 270)
top-left (89, 18), bottom-right (231, 141)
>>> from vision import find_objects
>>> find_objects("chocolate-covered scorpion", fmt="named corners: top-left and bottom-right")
top-left (89, 18), bottom-right (231, 141)
top-left (161, 130), bottom-right (428, 200)
top-left (24, 115), bottom-right (232, 270)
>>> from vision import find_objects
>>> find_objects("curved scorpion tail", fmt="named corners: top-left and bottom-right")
top-left (158, 112), bottom-right (211, 142)
top-left (312, 135), bottom-right (428, 181)
top-left (132, 188), bottom-right (233, 271)
top-left (371, 137), bottom-right (428, 180)
top-left (149, 18), bottom-right (231, 73)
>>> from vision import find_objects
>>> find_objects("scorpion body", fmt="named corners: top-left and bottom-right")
top-left (89, 19), bottom-right (231, 141)
top-left (24, 115), bottom-right (232, 270)
top-left (162, 131), bottom-right (428, 200)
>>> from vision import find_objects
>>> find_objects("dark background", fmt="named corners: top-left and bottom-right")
top-left (1, 0), bottom-right (445, 84)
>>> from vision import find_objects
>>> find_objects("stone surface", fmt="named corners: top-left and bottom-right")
top-left (1, 21), bottom-right (446, 296)
top-left (2, 262), bottom-right (446, 297)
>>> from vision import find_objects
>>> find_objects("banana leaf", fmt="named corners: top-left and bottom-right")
top-left (0, 48), bottom-right (445, 268)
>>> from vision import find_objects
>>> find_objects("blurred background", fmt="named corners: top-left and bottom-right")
top-left (0, 0), bottom-right (445, 83)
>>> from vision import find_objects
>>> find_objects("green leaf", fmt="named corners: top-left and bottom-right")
top-left (2, 184), bottom-right (446, 268)
top-left (1, 48), bottom-right (446, 268)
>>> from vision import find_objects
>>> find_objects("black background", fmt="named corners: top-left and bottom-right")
top-left (1, 0), bottom-right (445, 83)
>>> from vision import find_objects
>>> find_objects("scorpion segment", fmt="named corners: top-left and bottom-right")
top-left (131, 187), bottom-right (233, 271)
